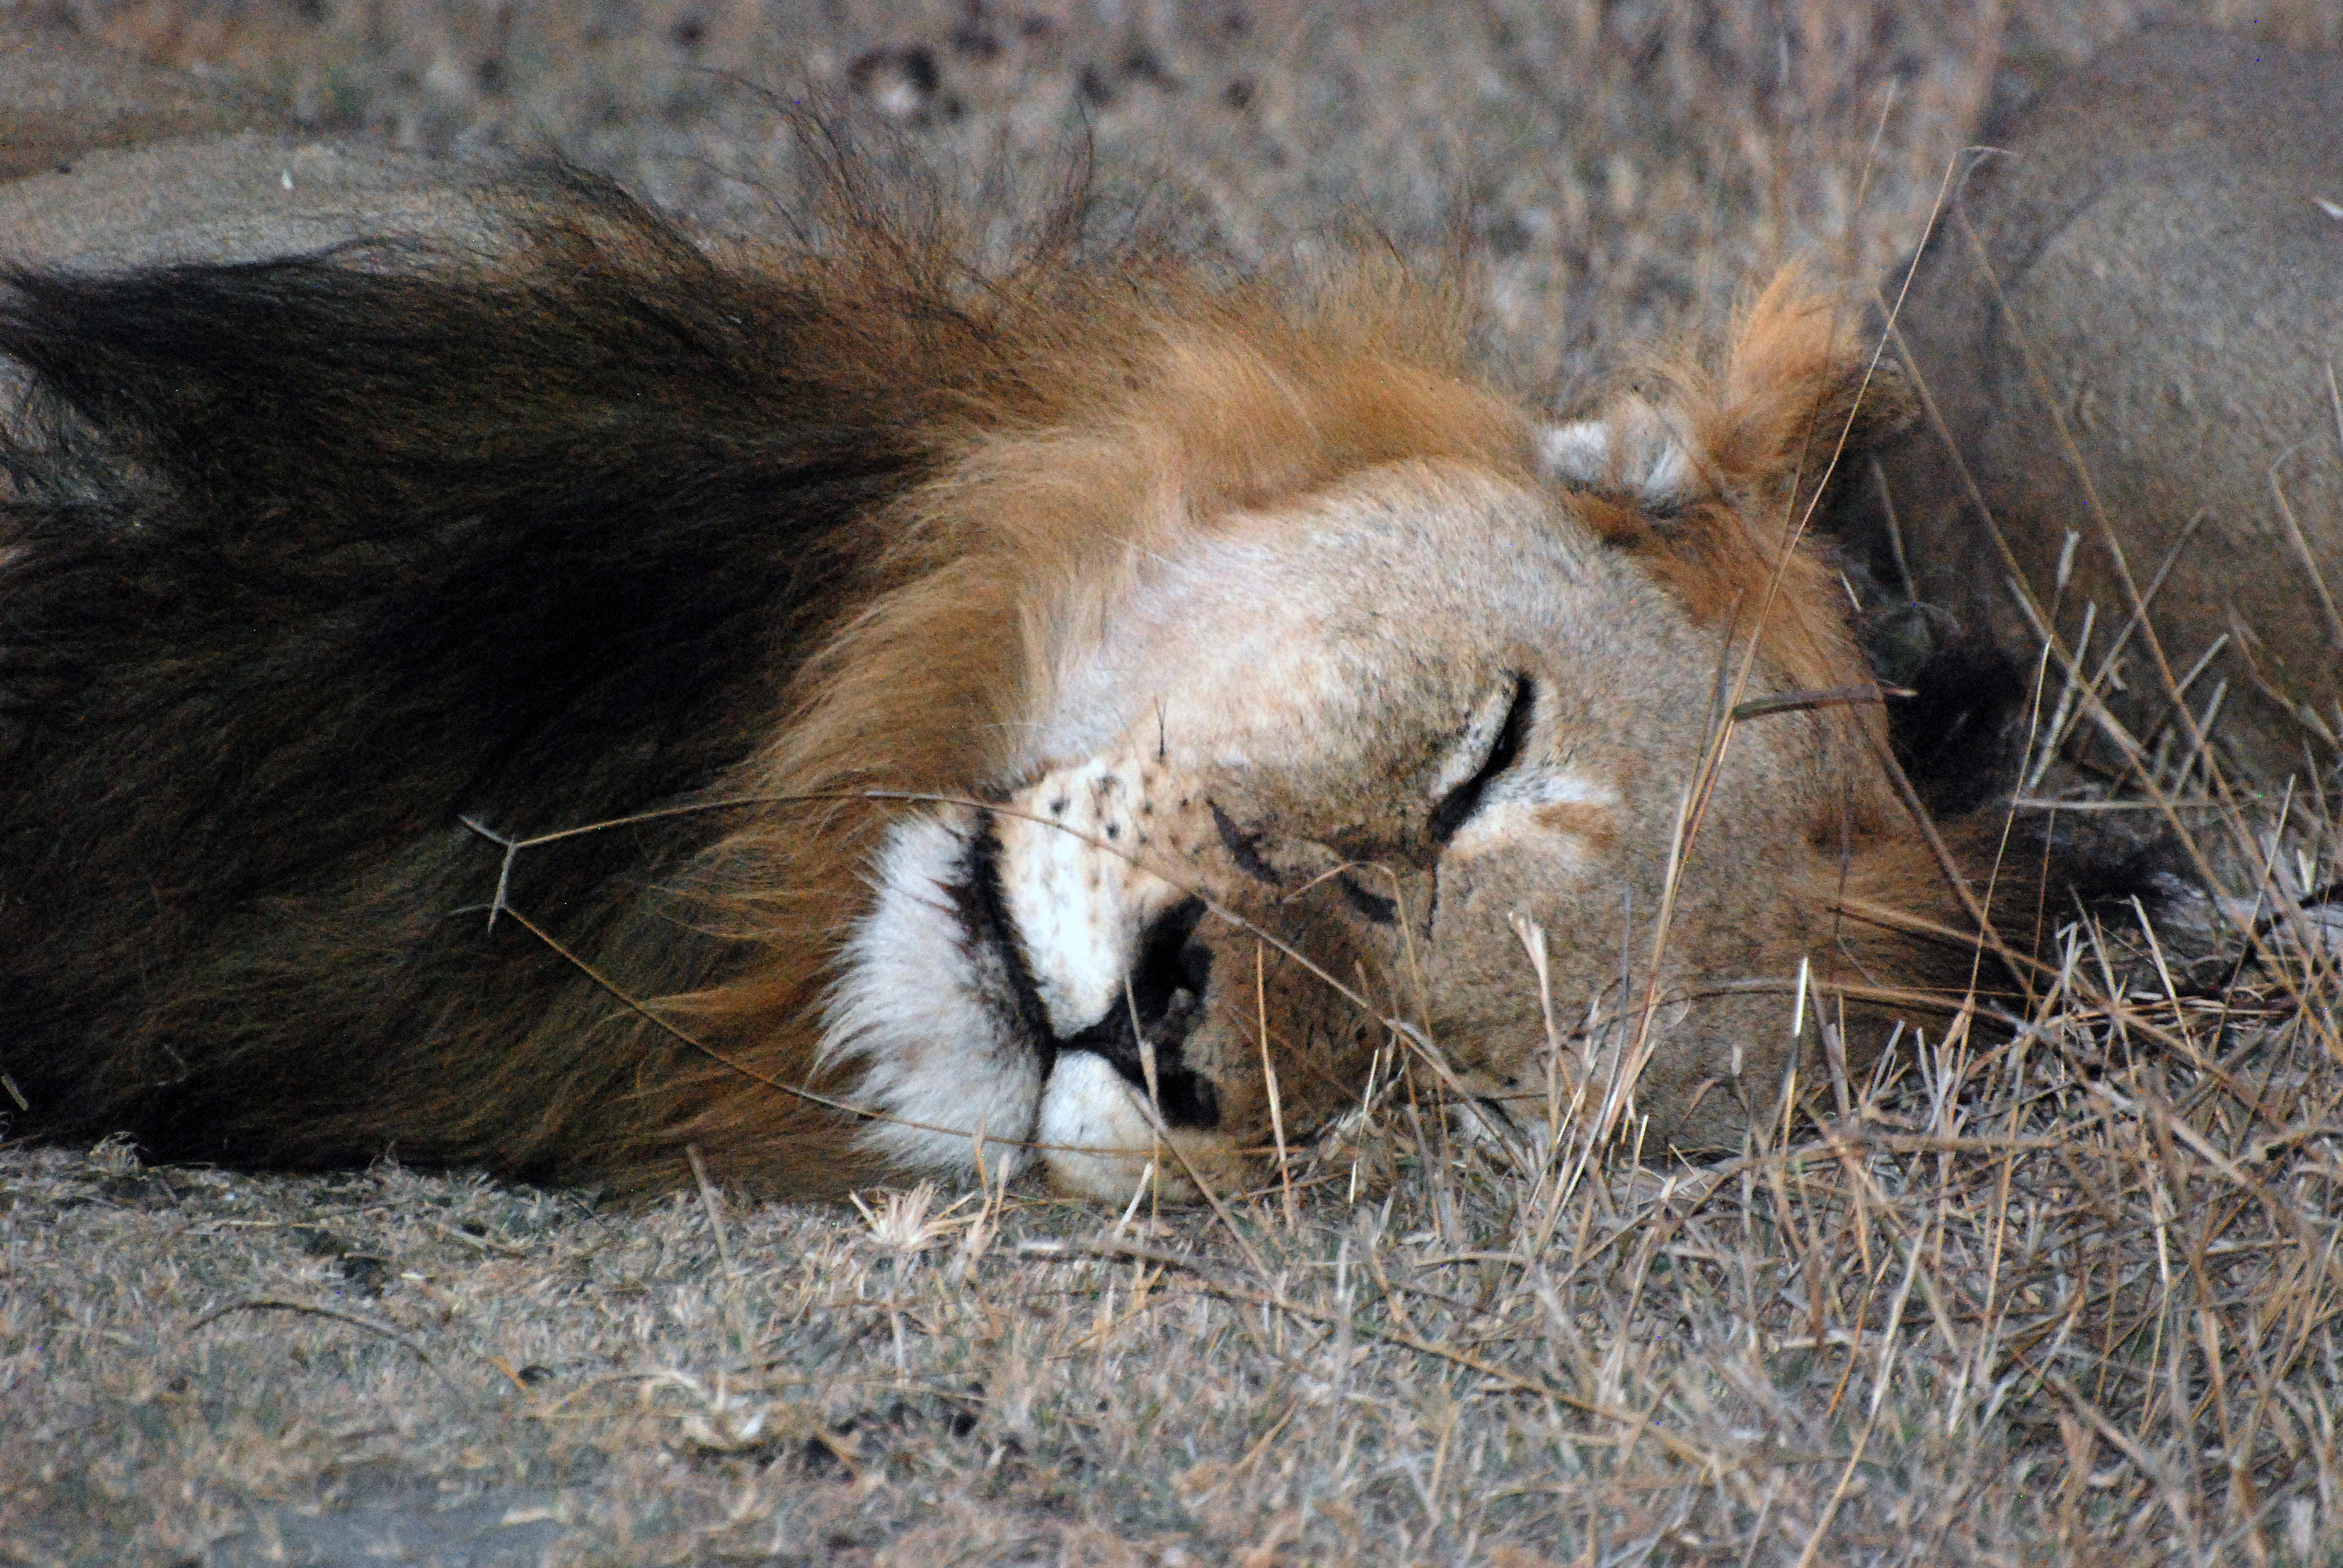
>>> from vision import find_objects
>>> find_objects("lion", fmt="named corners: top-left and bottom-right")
top-left (0, 38), bottom-right (2166, 1202)
top-left (1839, 26), bottom-right (2343, 798)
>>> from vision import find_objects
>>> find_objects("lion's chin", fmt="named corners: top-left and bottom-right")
top-left (1036, 1052), bottom-right (1250, 1202)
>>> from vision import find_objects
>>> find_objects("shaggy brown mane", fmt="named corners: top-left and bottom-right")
top-left (629, 246), bottom-right (1558, 1189)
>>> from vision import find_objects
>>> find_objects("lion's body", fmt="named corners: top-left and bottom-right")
top-left (1847, 27), bottom-right (2343, 791)
top-left (0, 54), bottom-right (2159, 1199)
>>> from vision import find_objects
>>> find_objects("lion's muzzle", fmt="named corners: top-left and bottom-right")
top-left (824, 753), bottom-right (1262, 1202)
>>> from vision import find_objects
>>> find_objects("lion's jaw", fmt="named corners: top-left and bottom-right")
top-left (818, 460), bottom-right (1869, 1200)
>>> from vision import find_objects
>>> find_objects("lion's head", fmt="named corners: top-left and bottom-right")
top-left (733, 272), bottom-right (1973, 1201)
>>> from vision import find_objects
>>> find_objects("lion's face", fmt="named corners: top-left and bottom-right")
top-left (825, 456), bottom-right (1878, 1199)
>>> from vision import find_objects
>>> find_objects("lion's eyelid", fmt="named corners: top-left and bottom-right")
top-left (1427, 673), bottom-right (1535, 844)
top-left (1429, 676), bottom-right (1522, 800)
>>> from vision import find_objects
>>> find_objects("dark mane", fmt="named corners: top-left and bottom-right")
top-left (0, 168), bottom-right (952, 1177)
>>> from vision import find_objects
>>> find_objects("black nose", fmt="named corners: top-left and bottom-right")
top-left (1058, 897), bottom-right (1220, 1128)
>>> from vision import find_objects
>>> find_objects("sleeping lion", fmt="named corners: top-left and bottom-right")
top-left (1842, 26), bottom-right (2343, 798)
top-left (0, 45), bottom-right (2157, 1201)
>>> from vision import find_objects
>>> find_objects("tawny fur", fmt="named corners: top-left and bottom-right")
top-left (1836, 26), bottom-right (2343, 794)
top-left (0, 77), bottom-right (2175, 1196)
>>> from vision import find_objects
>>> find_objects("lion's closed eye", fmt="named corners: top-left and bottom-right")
top-left (1427, 673), bottom-right (1535, 844)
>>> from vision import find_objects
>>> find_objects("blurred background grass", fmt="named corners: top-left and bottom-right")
top-left (39, 0), bottom-right (2332, 395)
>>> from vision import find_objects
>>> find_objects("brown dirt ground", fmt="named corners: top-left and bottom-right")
top-left (7, 3), bottom-right (2343, 1564)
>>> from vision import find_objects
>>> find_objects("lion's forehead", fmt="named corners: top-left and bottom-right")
top-left (1024, 460), bottom-right (1683, 776)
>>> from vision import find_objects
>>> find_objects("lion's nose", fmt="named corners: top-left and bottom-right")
top-left (1057, 897), bottom-right (1219, 1127)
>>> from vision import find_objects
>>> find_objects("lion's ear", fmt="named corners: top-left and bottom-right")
top-left (1542, 269), bottom-right (1912, 524)
top-left (1699, 268), bottom-right (1914, 510)
top-left (1536, 395), bottom-right (1695, 510)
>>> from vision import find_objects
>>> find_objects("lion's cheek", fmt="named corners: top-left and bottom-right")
top-left (1418, 805), bottom-right (1636, 1073)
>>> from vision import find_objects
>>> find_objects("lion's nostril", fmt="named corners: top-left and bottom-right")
top-left (1056, 896), bottom-right (1221, 1128)
top-left (1154, 1072), bottom-right (1219, 1129)
top-left (1127, 897), bottom-right (1209, 1027)
top-left (1178, 935), bottom-right (1212, 996)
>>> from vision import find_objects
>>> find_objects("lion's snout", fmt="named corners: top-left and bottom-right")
top-left (1033, 893), bottom-right (1233, 1201)
top-left (996, 759), bottom-right (1263, 1200)
top-left (1054, 895), bottom-right (1219, 1129)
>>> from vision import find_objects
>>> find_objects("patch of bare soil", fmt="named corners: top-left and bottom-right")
top-left (7, 3), bottom-right (2342, 1564)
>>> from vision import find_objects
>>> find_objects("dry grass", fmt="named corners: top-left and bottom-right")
top-left (7, 2), bottom-right (2343, 1564)
top-left (43, 0), bottom-right (2025, 391)
top-left (13, 924), bottom-right (2343, 1564)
